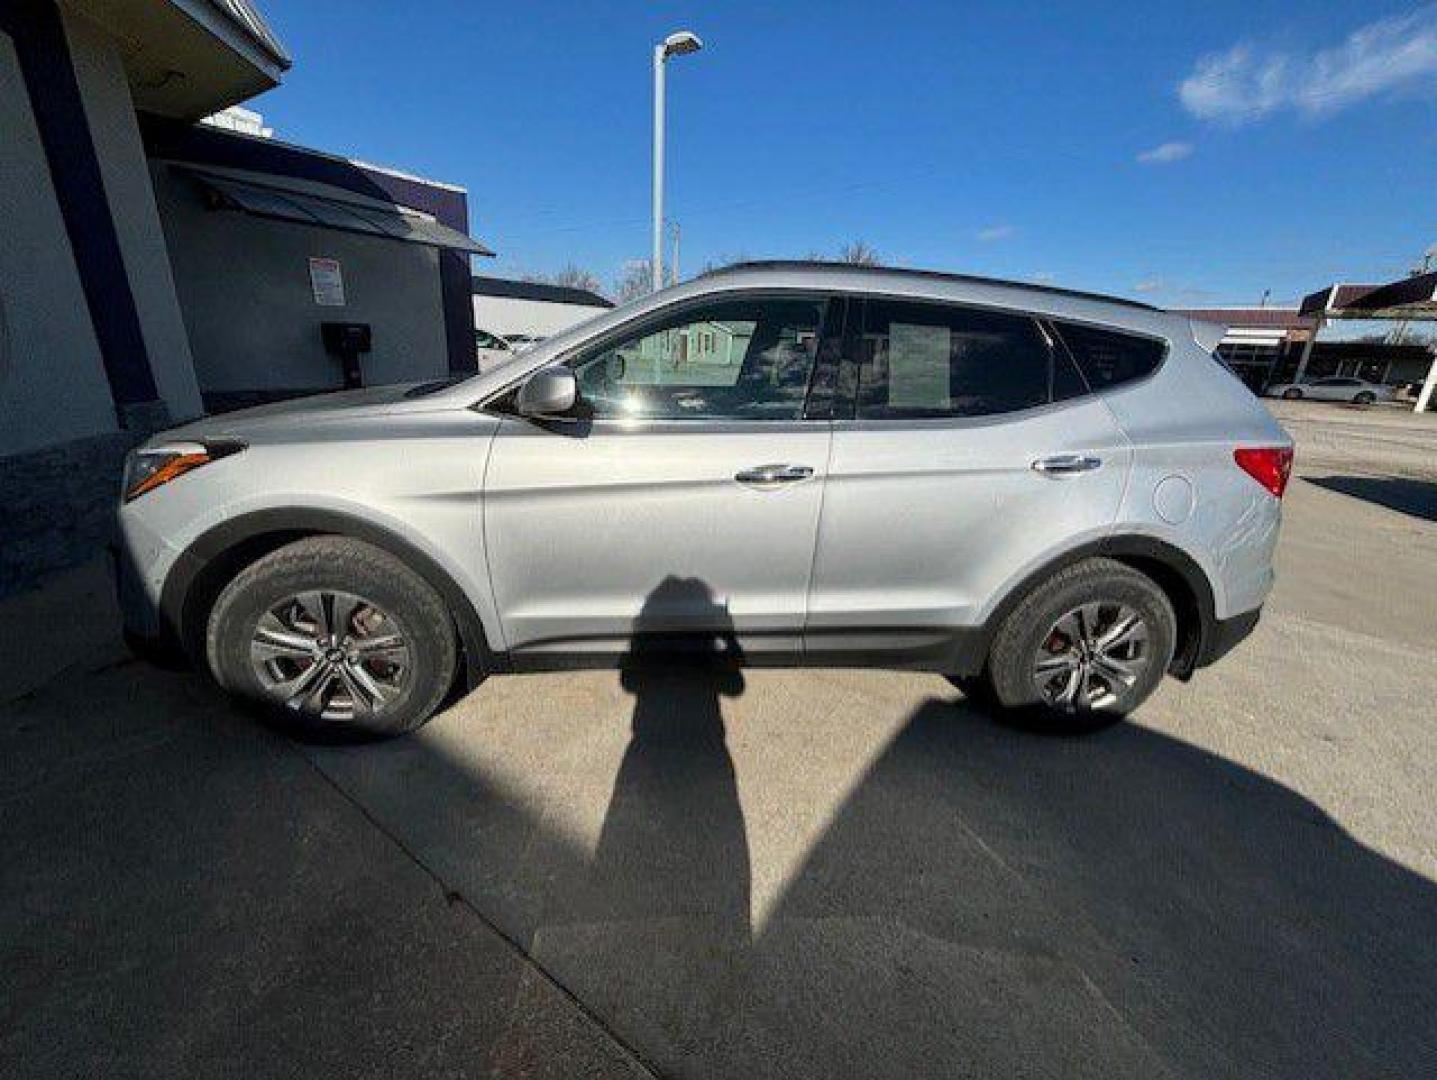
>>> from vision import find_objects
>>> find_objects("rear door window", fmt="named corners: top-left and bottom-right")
top-left (1051, 321), bottom-right (1166, 391)
top-left (854, 300), bottom-right (1085, 419)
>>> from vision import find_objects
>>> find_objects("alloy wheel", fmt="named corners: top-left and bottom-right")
top-left (249, 590), bottom-right (410, 720)
top-left (1031, 601), bottom-right (1151, 712)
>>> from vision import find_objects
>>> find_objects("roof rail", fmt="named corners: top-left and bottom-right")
top-left (699, 260), bottom-right (1161, 313)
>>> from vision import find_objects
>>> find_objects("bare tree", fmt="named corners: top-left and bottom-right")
top-left (695, 252), bottom-right (752, 277)
top-left (836, 241), bottom-right (880, 266)
top-left (802, 242), bottom-right (881, 266)
top-left (523, 263), bottom-right (605, 295)
top-left (613, 260), bottom-right (654, 304)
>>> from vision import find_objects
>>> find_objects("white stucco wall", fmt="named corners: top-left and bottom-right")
top-left (63, 11), bottom-right (203, 424)
top-left (151, 164), bottom-right (451, 393)
top-left (473, 295), bottom-right (612, 339)
top-left (0, 30), bottom-right (117, 457)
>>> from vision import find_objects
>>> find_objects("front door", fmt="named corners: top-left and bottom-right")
top-left (483, 293), bottom-right (839, 663)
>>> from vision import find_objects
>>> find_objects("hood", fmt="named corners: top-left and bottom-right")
top-left (154, 382), bottom-right (460, 443)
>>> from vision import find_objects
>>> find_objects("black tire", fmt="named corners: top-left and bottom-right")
top-left (206, 536), bottom-right (457, 738)
top-left (982, 558), bottom-right (1176, 731)
top-left (1353, 392), bottom-right (1375, 405)
top-left (1282, 388), bottom-right (1302, 399)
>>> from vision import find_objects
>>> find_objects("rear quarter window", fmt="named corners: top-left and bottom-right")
top-left (1052, 321), bottom-right (1166, 391)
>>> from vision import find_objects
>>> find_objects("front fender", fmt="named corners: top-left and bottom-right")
top-left (160, 503), bottom-right (503, 685)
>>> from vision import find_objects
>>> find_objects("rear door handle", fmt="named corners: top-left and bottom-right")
top-left (735, 463), bottom-right (815, 486)
top-left (1032, 454), bottom-right (1102, 476)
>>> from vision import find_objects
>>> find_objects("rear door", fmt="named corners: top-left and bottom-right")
top-left (483, 292), bottom-right (841, 662)
top-left (805, 298), bottom-right (1133, 661)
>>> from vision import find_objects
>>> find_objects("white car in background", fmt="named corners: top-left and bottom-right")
top-left (505, 333), bottom-right (546, 353)
top-left (475, 328), bottom-right (517, 372)
top-left (1265, 376), bottom-right (1392, 404)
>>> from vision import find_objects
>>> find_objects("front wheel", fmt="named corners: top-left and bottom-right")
top-left (978, 558), bottom-right (1176, 730)
top-left (206, 537), bottom-right (458, 738)
top-left (1353, 391), bottom-right (1375, 405)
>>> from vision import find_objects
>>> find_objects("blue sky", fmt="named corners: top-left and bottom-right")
top-left (251, 1), bottom-right (1436, 308)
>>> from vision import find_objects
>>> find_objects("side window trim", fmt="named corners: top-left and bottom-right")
top-left (801, 294), bottom-right (848, 421)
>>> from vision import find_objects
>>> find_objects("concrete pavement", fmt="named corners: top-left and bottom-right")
top-left (1, 403), bottom-right (1434, 1078)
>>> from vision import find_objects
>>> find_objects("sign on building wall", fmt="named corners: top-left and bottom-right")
top-left (308, 257), bottom-right (345, 306)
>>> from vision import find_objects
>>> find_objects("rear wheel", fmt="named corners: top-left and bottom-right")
top-left (978, 558), bottom-right (1176, 730)
top-left (206, 537), bottom-right (457, 738)
top-left (1282, 388), bottom-right (1302, 399)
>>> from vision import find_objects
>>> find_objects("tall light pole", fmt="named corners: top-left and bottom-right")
top-left (653, 30), bottom-right (702, 293)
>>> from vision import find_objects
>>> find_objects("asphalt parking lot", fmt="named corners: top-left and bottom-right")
top-left (2, 400), bottom-right (1434, 1079)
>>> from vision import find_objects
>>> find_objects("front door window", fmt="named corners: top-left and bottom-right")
top-left (571, 298), bottom-right (825, 421)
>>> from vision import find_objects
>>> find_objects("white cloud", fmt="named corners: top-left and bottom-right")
top-left (977, 225), bottom-right (1016, 242)
top-left (1133, 279), bottom-right (1163, 293)
top-left (1180, 6), bottom-right (1437, 124)
top-left (1137, 141), bottom-right (1194, 164)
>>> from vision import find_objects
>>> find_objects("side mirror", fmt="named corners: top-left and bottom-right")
top-left (515, 365), bottom-right (577, 418)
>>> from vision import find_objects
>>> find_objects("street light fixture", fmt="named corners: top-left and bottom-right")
top-left (653, 30), bottom-right (703, 293)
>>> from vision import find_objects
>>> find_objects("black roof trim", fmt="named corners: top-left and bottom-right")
top-left (471, 275), bottom-right (614, 309)
top-left (703, 261), bottom-right (1161, 313)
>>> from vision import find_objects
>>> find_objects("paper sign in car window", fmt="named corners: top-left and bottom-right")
top-left (888, 323), bottom-right (951, 409)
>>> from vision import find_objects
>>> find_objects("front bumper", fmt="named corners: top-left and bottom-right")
top-left (111, 541), bottom-right (160, 640)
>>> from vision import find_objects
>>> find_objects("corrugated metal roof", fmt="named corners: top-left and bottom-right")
top-left (1337, 271), bottom-right (1437, 315)
top-left (1299, 283), bottom-right (1380, 316)
top-left (206, 0), bottom-right (291, 68)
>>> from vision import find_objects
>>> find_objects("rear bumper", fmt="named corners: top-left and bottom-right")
top-left (1195, 606), bottom-right (1261, 669)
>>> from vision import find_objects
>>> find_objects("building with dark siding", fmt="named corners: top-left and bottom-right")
top-left (1, 0), bottom-right (488, 596)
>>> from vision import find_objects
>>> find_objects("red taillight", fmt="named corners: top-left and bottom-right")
top-left (1233, 446), bottom-right (1294, 498)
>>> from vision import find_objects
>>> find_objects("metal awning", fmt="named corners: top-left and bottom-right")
top-left (177, 166), bottom-right (494, 255)
top-left (1296, 270), bottom-right (1437, 412)
top-left (1299, 272), bottom-right (1437, 320)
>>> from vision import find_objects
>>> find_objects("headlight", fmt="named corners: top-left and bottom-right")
top-left (121, 440), bottom-right (245, 502)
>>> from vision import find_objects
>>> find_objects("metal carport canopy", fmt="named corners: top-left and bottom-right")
top-left (1301, 271), bottom-right (1437, 321)
top-left (1299, 271), bottom-right (1437, 412)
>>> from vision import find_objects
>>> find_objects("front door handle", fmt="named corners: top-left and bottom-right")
top-left (1032, 454), bottom-right (1103, 476)
top-left (735, 463), bottom-right (815, 486)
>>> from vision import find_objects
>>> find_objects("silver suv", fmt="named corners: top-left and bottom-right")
top-left (116, 262), bottom-right (1292, 737)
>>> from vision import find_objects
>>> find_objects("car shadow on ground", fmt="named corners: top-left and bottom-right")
top-left (5, 598), bottom-right (1437, 1077)
top-left (1305, 474), bottom-right (1437, 522)
top-left (340, 669), bottom-right (1437, 1075)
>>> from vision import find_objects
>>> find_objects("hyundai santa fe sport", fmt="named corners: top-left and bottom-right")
top-left (115, 262), bottom-right (1292, 738)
